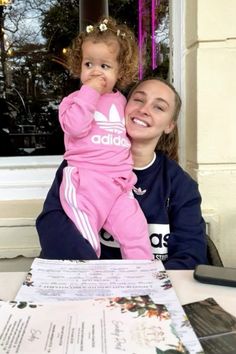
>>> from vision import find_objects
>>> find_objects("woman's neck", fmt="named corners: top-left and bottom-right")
top-left (131, 143), bottom-right (156, 168)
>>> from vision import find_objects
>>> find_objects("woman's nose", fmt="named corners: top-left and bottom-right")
top-left (138, 103), bottom-right (149, 116)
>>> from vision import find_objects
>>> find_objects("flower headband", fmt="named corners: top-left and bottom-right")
top-left (86, 19), bottom-right (127, 38)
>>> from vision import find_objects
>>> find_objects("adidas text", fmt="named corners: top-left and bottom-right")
top-left (91, 134), bottom-right (130, 148)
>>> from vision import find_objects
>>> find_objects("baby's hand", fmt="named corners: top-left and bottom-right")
top-left (84, 76), bottom-right (106, 94)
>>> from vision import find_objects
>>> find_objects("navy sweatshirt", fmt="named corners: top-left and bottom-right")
top-left (36, 152), bottom-right (208, 269)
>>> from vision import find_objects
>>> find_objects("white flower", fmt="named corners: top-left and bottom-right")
top-left (86, 25), bottom-right (94, 33)
top-left (117, 29), bottom-right (121, 36)
top-left (103, 19), bottom-right (109, 24)
top-left (99, 23), bottom-right (107, 32)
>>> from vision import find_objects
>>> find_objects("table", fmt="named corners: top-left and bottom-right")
top-left (169, 270), bottom-right (236, 317)
top-left (0, 270), bottom-right (235, 316)
top-left (0, 272), bottom-right (26, 301)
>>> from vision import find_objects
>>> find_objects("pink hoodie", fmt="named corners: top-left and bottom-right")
top-left (59, 85), bottom-right (133, 178)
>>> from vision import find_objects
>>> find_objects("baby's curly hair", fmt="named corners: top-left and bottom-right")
top-left (67, 17), bottom-right (139, 90)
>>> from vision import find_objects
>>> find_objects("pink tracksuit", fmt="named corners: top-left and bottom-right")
top-left (59, 84), bottom-right (152, 259)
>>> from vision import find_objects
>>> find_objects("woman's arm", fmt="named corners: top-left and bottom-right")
top-left (36, 160), bottom-right (98, 260)
top-left (163, 175), bottom-right (208, 270)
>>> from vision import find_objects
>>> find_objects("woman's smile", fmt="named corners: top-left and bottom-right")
top-left (132, 117), bottom-right (149, 127)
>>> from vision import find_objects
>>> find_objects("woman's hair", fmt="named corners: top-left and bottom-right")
top-left (67, 17), bottom-right (139, 90)
top-left (128, 77), bottom-right (182, 162)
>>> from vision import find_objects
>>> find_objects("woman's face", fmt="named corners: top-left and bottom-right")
top-left (125, 80), bottom-right (176, 144)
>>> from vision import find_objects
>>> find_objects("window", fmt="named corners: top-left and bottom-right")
top-left (0, 0), bottom-right (182, 200)
top-left (0, 0), bottom-right (171, 157)
top-left (0, 0), bottom-right (79, 157)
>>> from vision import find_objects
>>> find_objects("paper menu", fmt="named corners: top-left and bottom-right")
top-left (16, 259), bottom-right (168, 302)
top-left (0, 295), bottom-right (187, 354)
top-left (15, 258), bottom-right (204, 354)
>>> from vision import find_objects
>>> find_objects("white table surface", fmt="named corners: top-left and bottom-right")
top-left (1, 270), bottom-right (235, 316)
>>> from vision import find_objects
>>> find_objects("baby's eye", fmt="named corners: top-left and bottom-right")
top-left (101, 64), bottom-right (110, 69)
top-left (85, 62), bottom-right (92, 68)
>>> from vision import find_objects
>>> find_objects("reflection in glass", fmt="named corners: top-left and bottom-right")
top-left (0, 0), bottom-right (169, 157)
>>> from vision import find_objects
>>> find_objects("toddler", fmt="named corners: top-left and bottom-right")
top-left (59, 17), bottom-right (152, 259)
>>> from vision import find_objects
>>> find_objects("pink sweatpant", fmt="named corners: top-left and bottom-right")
top-left (59, 166), bottom-right (152, 259)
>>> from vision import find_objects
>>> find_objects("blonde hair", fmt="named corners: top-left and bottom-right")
top-left (67, 17), bottom-right (139, 90)
top-left (128, 77), bottom-right (182, 162)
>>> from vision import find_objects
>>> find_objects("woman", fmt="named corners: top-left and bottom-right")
top-left (36, 77), bottom-right (208, 269)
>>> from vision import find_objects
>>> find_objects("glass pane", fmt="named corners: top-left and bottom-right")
top-left (0, 0), bottom-right (169, 157)
top-left (109, 0), bottom-right (169, 79)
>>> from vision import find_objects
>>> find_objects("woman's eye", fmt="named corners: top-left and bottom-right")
top-left (154, 105), bottom-right (164, 111)
top-left (133, 98), bottom-right (143, 103)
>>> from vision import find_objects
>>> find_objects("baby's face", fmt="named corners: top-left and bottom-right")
top-left (80, 39), bottom-right (120, 94)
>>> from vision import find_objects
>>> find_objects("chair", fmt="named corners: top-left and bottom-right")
top-left (206, 234), bottom-right (224, 266)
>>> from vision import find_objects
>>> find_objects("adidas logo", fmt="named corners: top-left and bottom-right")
top-left (91, 134), bottom-right (130, 148)
top-left (94, 104), bottom-right (125, 134)
top-left (132, 186), bottom-right (147, 195)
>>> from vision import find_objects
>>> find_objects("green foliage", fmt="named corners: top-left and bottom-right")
top-left (109, 0), bottom-right (138, 34)
top-left (41, 3), bottom-right (80, 53)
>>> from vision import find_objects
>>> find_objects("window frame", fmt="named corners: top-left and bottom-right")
top-left (0, 155), bottom-right (62, 200)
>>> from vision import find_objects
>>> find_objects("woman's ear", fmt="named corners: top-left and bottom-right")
top-left (164, 121), bottom-right (175, 134)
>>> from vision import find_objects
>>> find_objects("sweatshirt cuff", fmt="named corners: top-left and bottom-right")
top-left (73, 84), bottom-right (101, 106)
